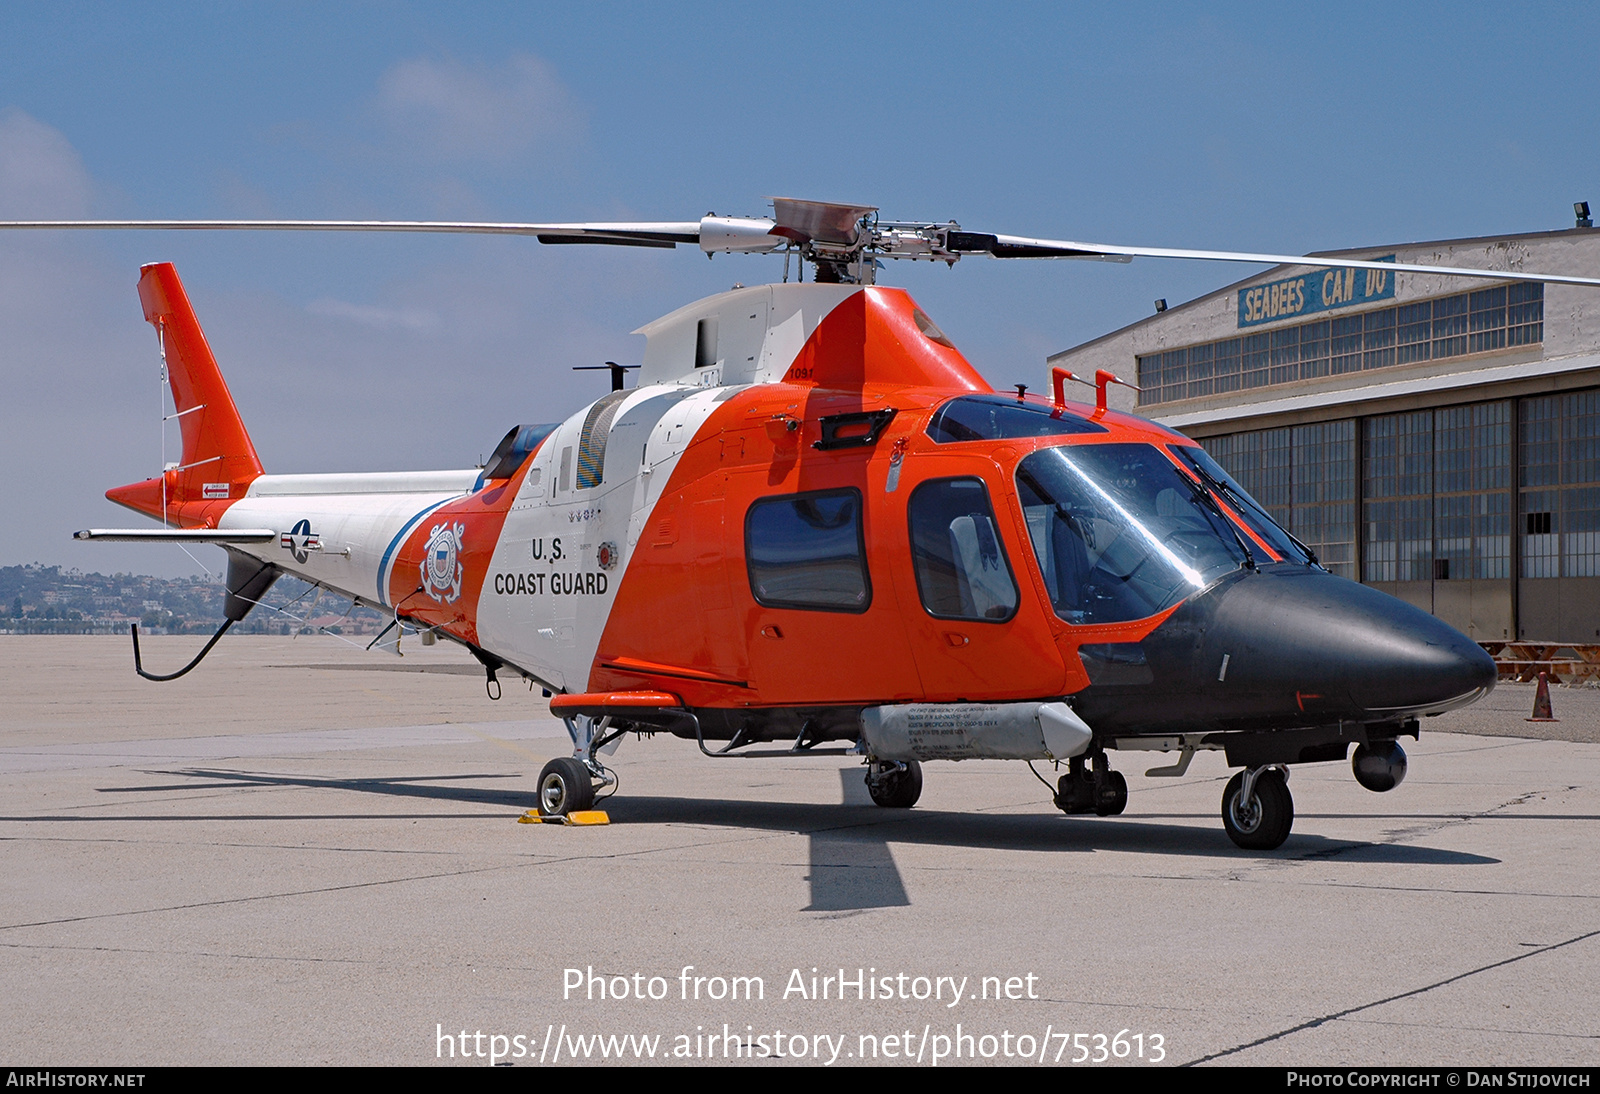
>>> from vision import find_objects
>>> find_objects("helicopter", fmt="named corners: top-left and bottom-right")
top-left (14, 197), bottom-right (1600, 850)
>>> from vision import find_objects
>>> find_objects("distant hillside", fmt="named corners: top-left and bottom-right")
top-left (0, 564), bottom-right (388, 635)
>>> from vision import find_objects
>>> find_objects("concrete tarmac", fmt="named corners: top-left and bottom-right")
top-left (1, 636), bottom-right (1596, 1067)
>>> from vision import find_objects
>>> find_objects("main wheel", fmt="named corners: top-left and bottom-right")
top-left (866, 760), bottom-right (922, 808)
top-left (1055, 767), bottom-right (1095, 814)
top-left (1095, 770), bottom-right (1128, 816)
top-left (1221, 768), bottom-right (1293, 850)
top-left (537, 757), bottom-right (595, 817)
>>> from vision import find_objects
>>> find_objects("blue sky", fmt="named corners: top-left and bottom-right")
top-left (2, 2), bottom-right (1597, 575)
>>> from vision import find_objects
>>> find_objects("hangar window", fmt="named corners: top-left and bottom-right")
top-left (1361, 403), bottom-right (1512, 584)
top-left (1203, 422), bottom-right (1358, 579)
top-left (745, 489), bottom-right (871, 612)
top-left (1520, 391), bottom-right (1600, 578)
top-left (1136, 283), bottom-right (1543, 406)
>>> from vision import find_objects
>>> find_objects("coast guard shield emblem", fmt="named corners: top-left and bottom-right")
top-left (420, 521), bottom-right (465, 604)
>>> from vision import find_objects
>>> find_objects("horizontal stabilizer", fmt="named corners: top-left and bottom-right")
top-left (74, 528), bottom-right (277, 543)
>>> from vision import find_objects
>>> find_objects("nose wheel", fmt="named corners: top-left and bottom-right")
top-left (1221, 766), bottom-right (1292, 850)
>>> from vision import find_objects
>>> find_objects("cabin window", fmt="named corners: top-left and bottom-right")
top-left (745, 489), bottom-right (870, 612)
top-left (907, 477), bottom-right (1019, 621)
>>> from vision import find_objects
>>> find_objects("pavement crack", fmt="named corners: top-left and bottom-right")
top-left (1129, 870), bottom-right (1600, 902)
top-left (0, 834), bottom-right (465, 855)
top-left (1334, 1014), bottom-right (1600, 1041)
top-left (0, 941), bottom-right (383, 965)
top-left (0, 826), bottom-right (816, 934)
top-left (1377, 789), bottom-right (1542, 844)
top-left (1180, 927), bottom-right (1600, 1065)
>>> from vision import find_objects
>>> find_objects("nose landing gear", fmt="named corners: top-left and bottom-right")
top-left (1221, 765), bottom-right (1292, 850)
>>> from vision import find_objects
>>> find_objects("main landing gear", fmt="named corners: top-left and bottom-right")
top-left (865, 759), bottom-right (923, 808)
top-left (537, 757), bottom-right (595, 816)
top-left (1221, 765), bottom-right (1293, 850)
top-left (1054, 752), bottom-right (1128, 817)
top-left (536, 714), bottom-right (625, 817)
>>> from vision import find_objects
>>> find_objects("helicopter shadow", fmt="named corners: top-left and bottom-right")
top-left (98, 768), bottom-right (533, 811)
top-left (609, 770), bottom-right (1500, 911)
top-left (97, 767), bottom-right (1499, 911)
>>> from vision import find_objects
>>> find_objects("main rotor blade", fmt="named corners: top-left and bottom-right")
top-left (0, 216), bottom-right (791, 254)
top-left (8, 213), bottom-right (1593, 286)
top-left (0, 219), bottom-right (703, 246)
top-left (976, 233), bottom-right (1600, 288)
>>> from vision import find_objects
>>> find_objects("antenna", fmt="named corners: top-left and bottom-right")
top-left (573, 361), bottom-right (641, 392)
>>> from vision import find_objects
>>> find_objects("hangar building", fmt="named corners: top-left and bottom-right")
top-left (1048, 219), bottom-right (1600, 644)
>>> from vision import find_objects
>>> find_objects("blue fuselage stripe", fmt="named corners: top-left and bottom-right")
top-left (376, 500), bottom-right (454, 607)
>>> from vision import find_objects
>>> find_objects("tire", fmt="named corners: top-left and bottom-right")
top-left (866, 760), bottom-right (922, 808)
top-left (1221, 768), bottom-right (1293, 850)
top-left (537, 757), bottom-right (595, 817)
top-left (1055, 769), bottom-right (1095, 814)
top-left (1095, 770), bottom-right (1128, 816)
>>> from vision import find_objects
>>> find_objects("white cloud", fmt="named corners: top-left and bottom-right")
top-left (376, 54), bottom-right (582, 162)
top-left (306, 297), bottom-right (440, 333)
top-left (0, 108), bottom-right (93, 217)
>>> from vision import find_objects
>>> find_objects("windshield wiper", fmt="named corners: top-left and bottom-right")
top-left (1178, 474), bottom-right (1256, 570)
top-left (1181, 455), bottom-right (1316, 567)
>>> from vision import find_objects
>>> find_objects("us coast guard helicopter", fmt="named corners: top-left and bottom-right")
top-left (13, 198), bottom-right (1600, 849)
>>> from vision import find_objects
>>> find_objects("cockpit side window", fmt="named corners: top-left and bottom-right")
top-left (1016, 444), bottom-right (1248, 625)
top-left (908, 477), bottom-right (1019, 622)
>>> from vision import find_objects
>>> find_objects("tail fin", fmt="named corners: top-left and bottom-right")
top-left (106, 263), bottom-right (264, 519)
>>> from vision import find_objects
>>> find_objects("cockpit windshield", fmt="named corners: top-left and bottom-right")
top-left (1015, 443), bottom-right (1250, 625)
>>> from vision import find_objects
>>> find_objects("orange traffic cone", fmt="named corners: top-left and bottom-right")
top-left (1527, 671), bottom-right (1558, 722)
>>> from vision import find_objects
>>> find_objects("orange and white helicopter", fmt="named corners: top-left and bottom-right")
top-left (13, 198), bottom-right (1600, 849)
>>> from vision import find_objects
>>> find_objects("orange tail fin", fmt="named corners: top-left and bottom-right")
top-left (106, 263), bottom-right (264, 520)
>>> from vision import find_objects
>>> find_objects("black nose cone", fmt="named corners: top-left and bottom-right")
top-left (1202, 568), bottom-right (1496, 718)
